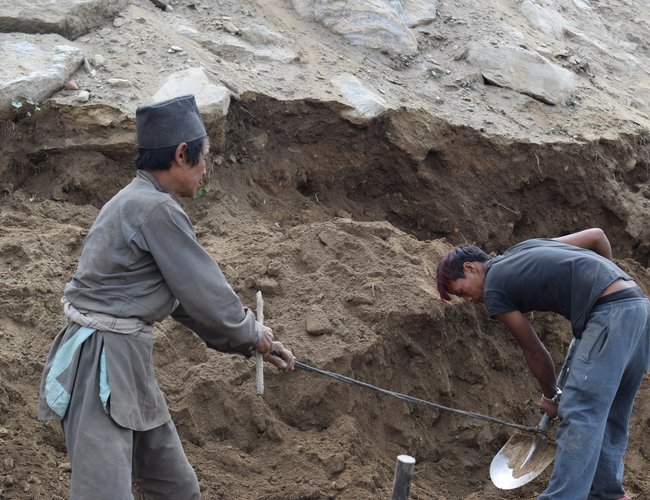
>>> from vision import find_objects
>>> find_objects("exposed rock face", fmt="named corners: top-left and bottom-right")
top-left (1, 0), bottom-right (648, 144)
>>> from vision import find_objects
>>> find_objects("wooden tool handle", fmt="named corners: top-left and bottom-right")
top-left (255, 291), bottom-right (264, 395)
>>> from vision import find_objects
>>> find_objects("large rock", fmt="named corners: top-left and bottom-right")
top-left (291, 0), bottom-right (418, 56)
top-left (520, 1), bottom-right (567, 39)
top-left (152, 67), bottom-right (231, 118)
top-left (330, 73), bottom-right (391, 125)
top-left (0, 0), bottom-right (128, 40)
top-left (152, 67), bottom-right (232, 151)
top-left (0, 33), bottom-right (84, 119)
top-left (403, 0), bottom-right (437, 28)
top-left (178, 23), bottom-right (298, 64)
top-left (467, 44), bottom-right (576, 105)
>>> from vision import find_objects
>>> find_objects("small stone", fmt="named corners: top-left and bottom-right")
top-left (65, 80), bottom-right (79, 90)
top-left (346, 293), bottom-right (374, 306)
top-left (107, 78), bottom-right (131, 88)
top-left (266, 261), bottom-right (283, 277)
top-left (324, 453), bottom-right (346, 475)
top-left (255, 277), bottom-right (278, 294)
top-left (57, 462), bottom-right (71, 473)
top-left (223, 20), bottom-right (240, 34)
top-left (305, 313), bottom-right (333, 336)
top-left (75, 91), bottom-right (91, 103)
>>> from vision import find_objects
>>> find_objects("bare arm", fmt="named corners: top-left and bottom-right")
top-left (495, 310), bottom-right (557, 398)
top-left (552, 227), bottom-right (612, 260)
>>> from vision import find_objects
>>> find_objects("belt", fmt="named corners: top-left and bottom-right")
top-left (593, 286), bottom-right (644, 308)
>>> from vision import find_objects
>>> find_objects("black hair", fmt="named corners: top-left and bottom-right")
top-left (436, 245), bottom-right (491, 301)
top-left (134, 136), bottom-right (206, 171)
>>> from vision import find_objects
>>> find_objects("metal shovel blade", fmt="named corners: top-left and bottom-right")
top-left (489, 414), bottom-right (556, 490)
top-left (490, 339), bottom-right (578, 490)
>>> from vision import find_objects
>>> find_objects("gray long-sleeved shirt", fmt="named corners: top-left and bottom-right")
top-left (64, 170), bottom-right (259, 354)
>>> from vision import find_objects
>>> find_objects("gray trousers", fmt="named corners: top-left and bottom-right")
top-left (539, 297), bottom-right (650, 500)
top-left (62, 334), bottom-right (200, 499)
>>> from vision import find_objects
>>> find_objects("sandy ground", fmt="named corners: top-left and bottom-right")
top-left (2, 122), bottom-right (649, 498)
top-left (1, 0), bottom-right (649, 498)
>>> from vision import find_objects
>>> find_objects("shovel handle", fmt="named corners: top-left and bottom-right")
top-left (536, 412), bottom-right (552, 433)
top-left (556, 338), bottom-right (578, 389)
top-left (538, 338), bottom-right (579, 428)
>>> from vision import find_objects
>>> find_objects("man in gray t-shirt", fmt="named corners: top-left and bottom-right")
top-left (436, 228), bottom-right (649, 500)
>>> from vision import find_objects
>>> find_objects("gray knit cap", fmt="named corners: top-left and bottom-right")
top-left (136, 95), bottom-right (207, 149)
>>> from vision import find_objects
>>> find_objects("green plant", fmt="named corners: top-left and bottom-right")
top-left (10, 96), bottom-right (41, 123)
top-left (565, 96), bottom-right (580, 109)
top-left (549, 123), bottom-right (571, 136)
top-left (193, 186), bottom-right (211, 199)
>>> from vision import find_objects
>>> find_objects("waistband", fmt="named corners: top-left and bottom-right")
top-left (62, 297), bottom-right (153, 335)
top-left (593, 286), bottom-right (645, 308)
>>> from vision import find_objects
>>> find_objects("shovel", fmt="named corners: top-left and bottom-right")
top-left (489, 412), bottom-right (556, 489)
top-left (490, 338), bottom-right (578, 490)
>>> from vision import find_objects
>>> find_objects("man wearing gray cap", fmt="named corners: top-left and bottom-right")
top-left (38, 95), bottom-right (294, 499)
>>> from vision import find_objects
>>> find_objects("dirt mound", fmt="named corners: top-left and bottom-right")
top-left (1, 92), bottom-right (650, 498)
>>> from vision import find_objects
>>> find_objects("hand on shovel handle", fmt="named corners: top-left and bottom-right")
top-left (539, 396), bottom-right (559, 418)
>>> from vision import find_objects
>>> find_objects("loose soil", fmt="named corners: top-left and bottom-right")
top-left (1, 0), bottom-right (649, 499)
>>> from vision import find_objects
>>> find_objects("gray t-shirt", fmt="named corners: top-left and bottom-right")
top-left (484, 238), bottom-right (632, 337)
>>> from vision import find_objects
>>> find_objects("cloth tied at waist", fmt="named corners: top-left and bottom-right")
top-left (44, 299), bottom-right (155, 418)
top-left (62, 297), bottom-right (153, 335)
